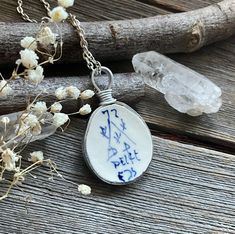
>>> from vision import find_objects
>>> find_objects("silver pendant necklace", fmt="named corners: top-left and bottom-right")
top-left (84, 67), bottom-right (153, 184)
top-left (69, 16), bottom-right (153, 185)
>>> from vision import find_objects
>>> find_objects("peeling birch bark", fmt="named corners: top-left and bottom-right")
top-left (0, 0), bottom-right (234, 66)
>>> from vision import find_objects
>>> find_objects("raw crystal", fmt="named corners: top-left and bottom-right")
top-left (132, 51), bottom-right (222, 116)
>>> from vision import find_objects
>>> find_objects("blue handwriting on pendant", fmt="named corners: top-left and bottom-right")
top-left (99, 108), bottom-right (140, 183)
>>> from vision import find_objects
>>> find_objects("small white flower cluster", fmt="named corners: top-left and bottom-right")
top-left (53, 113), bottom-right (69, 128)
top-left (37, 27), bottom-right (57, 46)
top-left (15, 99), bottom-right (72, 137)
top-left (55, 86), bottom-right (94, 115)
top-left (17, 26), bottom-right (58, 85)
top-left (0, 23), bottom-right (60, 99)
top-left (1, 148), bottom-right (21, 172)
top-left (50, 102), bottom-right (63, 113)
top-left (79, 104), bottom-right (92, 116)
top-left (78, 184), bottom-right (91, 195)
top-left (18, 113), bottom-right (42, 136)
top-left (55, 87), bottom-right (95, 101)
top-left (29, 151), bottom-right (44, 163)
top-left (0, 147), bottom-right (45, 200)
top-left (20, 36), bottom-right (37, 51)
top-left (0, 80), bottom-right (13, 97)
top-left (49, 0), bottom-right (74, 22)
top-left (55, 86), bottom-right (81, 100)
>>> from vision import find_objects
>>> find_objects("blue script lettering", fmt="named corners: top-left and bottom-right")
top-left (100, 108), bottom-right (140, 182)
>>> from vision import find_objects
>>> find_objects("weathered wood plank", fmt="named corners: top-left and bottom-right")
top-left (0, 119), bottom-right (234, 233)
top-left (1, 0), bottom-right (223, 23)
top-left (1, 0), bottom-right (169, 22)
top-left (137, 0), bottom-right (222, 12)
top-left (135, 35), bottom-right (235, 146)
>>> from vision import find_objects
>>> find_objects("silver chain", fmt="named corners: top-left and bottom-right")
top-left (17, 0), bottom-right (102, 74)
top-left (17, 0), bottom-right (51, 23)
top-left (69, 14), bottom-right (102, 74)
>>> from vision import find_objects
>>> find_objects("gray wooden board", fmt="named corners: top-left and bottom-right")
top-left (1, 0), bottom-right (222, 22)
top-left (136, 0), bottom-right (222, 12)
top-left (1, 0), bottom-right (169, 22)
top-left (0, 119), bottom-right (235, 234)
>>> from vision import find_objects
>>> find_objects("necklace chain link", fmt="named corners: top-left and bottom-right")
top-left (17, 0), bottom-right (50, 23)
top-left (17, 0), bottom-right (102, 74)
top-left (69, 14), bottom-right (102, 74)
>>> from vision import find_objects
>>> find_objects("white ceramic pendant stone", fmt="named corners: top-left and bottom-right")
top-left (84, 67), bottom-right (153, 185)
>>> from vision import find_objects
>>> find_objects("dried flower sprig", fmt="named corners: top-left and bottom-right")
top-left (0, 0), bottom-right (94, 200)
top-left (0, 86), bottom-right (94, 200)
top-left (49, 0), bottom-right (74, 22)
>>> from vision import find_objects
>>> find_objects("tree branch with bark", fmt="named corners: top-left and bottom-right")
top-left (0, 0), bottom-right (234, 66)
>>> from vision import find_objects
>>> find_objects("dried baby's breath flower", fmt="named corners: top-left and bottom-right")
top-left (66, 86), bottom-right (80, 99)
top-left (50, 102), bottom-right (63, 113)
top-left (1, 148), bottom-right (20, 172)
top-left (20, 36), bottom-right (37, 51)
top-left (0, 15), bottom-right (75, 201)
top-left (79, 104), bottom-right (92, 115)
top-left (0, 80), bottom-right (13, 97)
top-left (58, 0), bottom-right (74, 8)
top-left (78, 184), bottom-right (91, 195)
top-left (37, 27), bottom-right (57, 46)
top-left (26, 66), bottom-right (44, 84)
top-left (21, 113), bottom-right (39, 128)
top-left (31, 122), bottom-right (42, 136)
top-left (32, 101), bottom-right (47, 115)
top-left (20, 113), bottom-right (42, 135)
top-left (55, 87), bottom-right (67, 100)
top-left (49, 6), bottom-right (68, 23)
top-left (53, 113), bottom-right (69, 127)
top-left (20, 49), bottom-right (39, 68)
top-left (0, 116), bottom-right (10, 125)
top-left (80, 89), bottom-right (95, 100)
top-left (29, 151), bottom-right (44, 163)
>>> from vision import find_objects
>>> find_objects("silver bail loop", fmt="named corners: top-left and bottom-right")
top-left (91, 66), bottom-right (116, 106)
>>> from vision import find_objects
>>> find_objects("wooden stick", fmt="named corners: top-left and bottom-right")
top-left (0, 73), bottom-right (145, 115)
top-left (0, 0), bottom-right (234, 66)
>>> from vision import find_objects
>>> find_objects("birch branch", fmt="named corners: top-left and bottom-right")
top-left (0, 73), bottom-right (145, 115)
top-left (0, 0), bottom-right (234, 66)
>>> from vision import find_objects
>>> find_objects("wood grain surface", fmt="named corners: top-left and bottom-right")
top-left (1, 119), bottom-right (235, 234)
top-left (0, 1), bottom-right (234, 233)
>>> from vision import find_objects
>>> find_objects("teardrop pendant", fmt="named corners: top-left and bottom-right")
top-left (83, 67), bottom-right (153, 185)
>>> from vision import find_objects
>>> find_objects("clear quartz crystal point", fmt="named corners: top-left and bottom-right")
top-left (132, 51), bottom-right (222, 116)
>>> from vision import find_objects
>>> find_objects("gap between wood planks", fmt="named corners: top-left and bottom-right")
top-left (136, 0), bottom-right (184, 12)
top-left (136, 0), bottom-right (222, 12)
top-left (149, 124), bottom-right (235, 156)
top-left (72, 114), bottom-right (235, 156)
